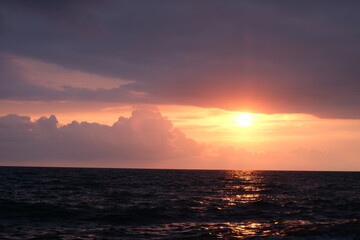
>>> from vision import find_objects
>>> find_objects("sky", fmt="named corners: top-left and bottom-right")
top-left (0, 0), bottom-right (360, 170)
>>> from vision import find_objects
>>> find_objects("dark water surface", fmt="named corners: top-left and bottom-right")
top-left (0, 167), bottom-right (359, 239)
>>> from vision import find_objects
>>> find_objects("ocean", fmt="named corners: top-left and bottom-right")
top-left (0, 167), bottom-right (359, 239)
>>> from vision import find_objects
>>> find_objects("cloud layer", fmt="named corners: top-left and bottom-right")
top-left (1, 1), bottom-right (360, 118)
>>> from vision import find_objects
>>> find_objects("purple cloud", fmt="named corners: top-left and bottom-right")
top-left (0, 106), bottom-right (203, 167)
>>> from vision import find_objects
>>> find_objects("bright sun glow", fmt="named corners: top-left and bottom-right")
top-left (235, 113), bottom-right (253, 127)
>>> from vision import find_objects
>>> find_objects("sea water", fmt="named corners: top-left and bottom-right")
top-left (0, 167), bottom-right (359, 239)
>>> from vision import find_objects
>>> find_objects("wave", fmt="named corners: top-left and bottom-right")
top-left (279, 219), bottom-right (360, 240)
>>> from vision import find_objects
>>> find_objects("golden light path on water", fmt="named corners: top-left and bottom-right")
top-left (212, 170), bottom-right (274, 238)
top-left (220, 171), bottom-right (263, 206)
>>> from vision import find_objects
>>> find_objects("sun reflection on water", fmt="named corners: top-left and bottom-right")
top-left (211, 171), bottom-right (277, 238)
top-left (220, 170), bottom-right (265, 206)
top-left (208, 222), bottom-right (278, 239)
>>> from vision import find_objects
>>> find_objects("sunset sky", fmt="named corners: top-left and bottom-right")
top-left (1, 0), bottom-right (360, 170)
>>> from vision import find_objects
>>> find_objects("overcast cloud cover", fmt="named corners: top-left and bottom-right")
top-left (1, 0), bottom-right (360, 118)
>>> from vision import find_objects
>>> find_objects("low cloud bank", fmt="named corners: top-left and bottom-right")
top-left (0, 106), bottom-right (202, 167)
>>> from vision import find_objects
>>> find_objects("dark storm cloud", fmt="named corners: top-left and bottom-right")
top-left (1, 0), bottom-right (360, 118)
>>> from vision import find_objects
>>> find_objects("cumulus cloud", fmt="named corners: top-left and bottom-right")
top-left (0, 106), bottom-right (203, 167)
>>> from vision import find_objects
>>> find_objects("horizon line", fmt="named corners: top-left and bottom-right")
top-left (1, 165), bottom-right (359, 173)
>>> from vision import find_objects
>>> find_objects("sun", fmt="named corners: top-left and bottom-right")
top-left (235, 113), bottom-right (253, 127)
